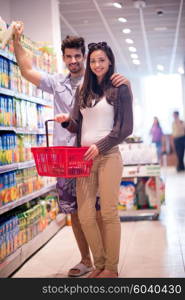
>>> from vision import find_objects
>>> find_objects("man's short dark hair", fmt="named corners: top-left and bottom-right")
top-left (173, 111), bottom-right (179, 116)
top-left (61, 35), bottom-right (85, 56)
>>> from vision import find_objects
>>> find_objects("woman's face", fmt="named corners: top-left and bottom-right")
top-left (90, 49), bottom-right (111, 82)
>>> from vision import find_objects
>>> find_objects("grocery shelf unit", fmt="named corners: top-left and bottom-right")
top-left (0, 214), bottom-right (66, 277)
top-left (0, 47), bottom-right (66, 277)
top-left (119, 164), bottom-right (161, 221)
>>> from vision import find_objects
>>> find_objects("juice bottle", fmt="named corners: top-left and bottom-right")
top-left (12, 98), bottom-right (16, 126)
top-left (0, 96), bottom-right (3, 126)
top-left (3, 58), bottom-right (9, 89)
top-left (8, 97), bottom-right (13, 126)
top-left (0, 224), bottom-right (6, 261)
top-left (0, 57), bottom-right (3, 87)
top-left (0, 135), bottom-right (3, 166)
top-left (3, 96), bottom-right (7, 126)
top-left (0, 96), bottom-right (5, 126)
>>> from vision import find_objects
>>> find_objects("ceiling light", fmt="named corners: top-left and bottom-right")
top-left (133, 0), bottom-right (146, 9)
top-left (178, 67), bottom-right (184, 74)
top-left (154, 27), bottom-right (167, 31)
top-left (157, 64), bottom-right (164, 71)
top-left (132, 59), bottom-right (140, 65)
top-left (113, 2), bottom-right (122, 8)
top-left (125, 38), bottom-right (134, 44)
top-left (118, 17), bottom-right (127, 23)
top-left (122, 28), bottom-right (131, 34)
top-left (128, 46), bottom-right (137, 52)
top-left (130, 53), bottom-right (138, 59)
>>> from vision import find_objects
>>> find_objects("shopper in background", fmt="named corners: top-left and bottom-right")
top-left (172, 111), bottom-right (185, 172)
top-left (12, 22), bottom-right (132, 277)
top-left (55, 42), bottom-right (133, 277)
top-left (150, 117), bottom-right (163, 162)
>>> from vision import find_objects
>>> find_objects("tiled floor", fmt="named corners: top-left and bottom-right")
top-left (12, 167), bottom-right (185, 278)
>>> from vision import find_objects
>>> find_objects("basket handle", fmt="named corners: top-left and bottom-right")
top-left (45, 119), bottom-right (55, 147)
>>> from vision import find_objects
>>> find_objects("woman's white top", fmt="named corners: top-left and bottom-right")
top-left (80, 96), bottom-right (114, 146)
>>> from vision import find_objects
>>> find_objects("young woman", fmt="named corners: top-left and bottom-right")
top-left (55, 42), bottom-right (133, 278)
top-left (150, 117), bottom-right (163, 162)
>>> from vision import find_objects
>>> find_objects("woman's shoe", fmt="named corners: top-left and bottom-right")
top-left (96, 269), bottom-right (118, 278)
top-left (87, 269), bottom-right (104, 278)
top-left (68, 262), bottom-right (93, 277)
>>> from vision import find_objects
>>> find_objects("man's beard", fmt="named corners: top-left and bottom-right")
top-left (69, 63), bottom-right (81, 73)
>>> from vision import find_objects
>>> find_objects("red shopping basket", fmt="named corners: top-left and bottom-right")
top-left (31, 119), bottom-right (93, 178)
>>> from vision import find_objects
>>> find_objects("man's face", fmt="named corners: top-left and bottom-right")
top-left (173, 112), bottom-right (179, 120)
top-left (63, 48), bottom-right (85, 74)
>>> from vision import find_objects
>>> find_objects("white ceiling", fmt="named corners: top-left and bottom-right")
top-left (59, 0), bottom-right (185, 79)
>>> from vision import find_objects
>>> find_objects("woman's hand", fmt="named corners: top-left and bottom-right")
top-left (84, 144), bottom-right (99, 160)
top-left (55, 113), bottom-right (70, 123)
top-left (110, 73), bottom-right (131, 88)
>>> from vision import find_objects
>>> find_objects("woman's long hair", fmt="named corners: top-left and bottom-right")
top-left (78, 42), bottom-right (117, 108)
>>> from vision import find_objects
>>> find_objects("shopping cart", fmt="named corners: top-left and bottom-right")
top-left (31, 119), bottom-right (93, 178)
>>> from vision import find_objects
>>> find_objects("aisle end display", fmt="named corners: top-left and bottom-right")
top-left (118, 142), bottom-right (165, 220)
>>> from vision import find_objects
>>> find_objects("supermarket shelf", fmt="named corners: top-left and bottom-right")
top-left (0, 160), bottom-right (35, 174)
top-left (0, 213), bottom-right (66, 277)
top-left (16, 128), bottom-right (46, 135)
top-left (0, 87), bottom-right (53, 107)
top-left (0, 87), bottom-right (14, 97)
top-left (119, 209), bottom-right (160, 221)
top-left (120, 164), bottom-right (161, 221)
top-left (17, 160), bottom-right (35, 169)
top-left (0, 49), bottom-right (16, 62)
top-left (122, 164), bottom-right (160, 178)
top-left (0, 126), bottom-right (15, 132)
top-left (0, 183), bottom-right (56, 215)
top-left (0, 125), bottom-right (52, 135)
top-left (0, 163), bottom-right (18, 173)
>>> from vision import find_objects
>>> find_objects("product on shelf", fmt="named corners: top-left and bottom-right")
top-left (119, 143), bottom-right (158, 165)
top-left (0, 171), bottom-right (17, 206)
top-left (145, 177), bottom-right (165, 209)
top-left (0, 192), bottom-right (59, 262)
top-left (0, 215), bottom-right (19, 261)
top-left (135, 178), bottom-right (149, 209)
top-left (0, 166), bottom-right (55, 207)
top-left (0, 17), bottom-right (17, 49)
top-left (0, 131), bottom-right (47, 166)
top-left (118, 180), bottom-right (137, 210)
top-left (0, 56), bottom-right (9, 89)
top-left (118, 176), bottom-right (165, 211)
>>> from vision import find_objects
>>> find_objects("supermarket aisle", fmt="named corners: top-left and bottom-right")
top-left (12, 167), bottom-right (185, 278)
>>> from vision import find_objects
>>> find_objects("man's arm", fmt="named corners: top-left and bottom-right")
top-left (13, 21), bottom-right (41, 87)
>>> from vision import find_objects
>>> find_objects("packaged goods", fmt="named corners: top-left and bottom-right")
top-left (0, 171), bottom-right (17, 206)
top-left (119, 143), bottom-right (158, 165)
top-left (0, 191), bottom-right (58, 262)
top-left (0, 215), bottom-right (19, 262)
top-left (0, 56), bottom-right (9, 89)
top-left (135, 178), bottom-right (149, 208)
top-left (0, 133), bottom-right (16, 165)
top-left (145, 177), bottom-right (165, 208)
top-left (0, 17), bottom-right (17, 49)
top-left (118, 180), bottom-right (137, 210)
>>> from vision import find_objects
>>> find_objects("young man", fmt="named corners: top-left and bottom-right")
top-left (172, 111), bottom-right (185, 172)
top-left (12, 21), bottom-right (132, 277)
